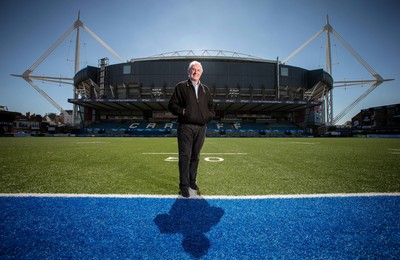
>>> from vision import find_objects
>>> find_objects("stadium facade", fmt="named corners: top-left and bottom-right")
top-left (69, 50), bottom-right (333, 136)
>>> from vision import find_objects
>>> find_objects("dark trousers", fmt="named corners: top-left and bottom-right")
top-left (177, 124), bottom-right (207, 190)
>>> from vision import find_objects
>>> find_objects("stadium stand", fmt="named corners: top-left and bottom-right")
top-left (70, 51), bottom-right (333, 137)
top-left (82, 119), bottom-right (304, 138)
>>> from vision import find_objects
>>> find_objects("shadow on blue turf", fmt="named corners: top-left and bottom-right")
top-left (154, 197), bottom-right (224, 258)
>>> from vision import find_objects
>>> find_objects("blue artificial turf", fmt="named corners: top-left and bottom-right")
top-left (0, 196), bottom-right (399, 259)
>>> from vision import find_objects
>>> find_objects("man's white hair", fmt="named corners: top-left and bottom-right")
top-left (187, 61), bottom-right (203, 72)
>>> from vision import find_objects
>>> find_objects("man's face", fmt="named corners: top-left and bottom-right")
top-left (188, 64), bottom-right (202, 83)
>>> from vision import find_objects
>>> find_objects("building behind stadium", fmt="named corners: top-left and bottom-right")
top-left (351, 103), bottom-right (400, 136)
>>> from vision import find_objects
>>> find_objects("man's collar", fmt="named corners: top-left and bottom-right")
top-left (188, 79), bottom-right (201, 86)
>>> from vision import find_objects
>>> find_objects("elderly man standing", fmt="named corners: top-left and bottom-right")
top-left (168, 61), bottom-right (215, 198)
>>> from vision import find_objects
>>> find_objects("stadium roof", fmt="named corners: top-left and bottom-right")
top-left (69, 98), bottom-right (321, 113)
top-left (130, 50), bottom-right (275, 63)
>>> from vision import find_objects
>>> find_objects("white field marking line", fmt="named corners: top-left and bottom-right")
top-left (75, 141), bottom-right (110, 144)
top-left (203, 153), bottom-right (247, 155)
top-left (143, 152), bottom-right (247, 155)
top-left (1, 192), bottom-right (399, 200)
top-left (388, 149), bottom-right (400, 155)
top-left (288, 142), bottom-right (319, 145)
top-left (142, 152), bottom-right (178, 154)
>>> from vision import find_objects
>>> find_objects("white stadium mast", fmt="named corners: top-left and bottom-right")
top-left (283, 15), bottom-right (393, 125)
top-left (11, 11), bottom-right (125, 125)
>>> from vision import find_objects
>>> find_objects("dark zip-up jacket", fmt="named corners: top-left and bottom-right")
top-left (168, 79), bottom-right (215, 126)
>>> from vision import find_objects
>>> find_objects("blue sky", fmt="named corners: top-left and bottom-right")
top-left (1, 0), bottom-right (399, 124)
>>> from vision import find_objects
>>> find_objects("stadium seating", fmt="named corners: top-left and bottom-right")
top-left (83, 120), bottom-right (304, 137)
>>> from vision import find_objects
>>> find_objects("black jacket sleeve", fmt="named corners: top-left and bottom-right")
top-left (168, 83), bottom-right (185, 117)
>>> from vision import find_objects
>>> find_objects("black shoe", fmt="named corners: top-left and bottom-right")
top-left (179, 188), bottom-right (190, 198)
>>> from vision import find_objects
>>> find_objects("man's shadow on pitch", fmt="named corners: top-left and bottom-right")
top-left (154, 196), bottom-right (224, 258)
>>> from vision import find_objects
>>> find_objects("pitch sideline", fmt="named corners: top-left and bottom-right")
top-left (1, 192), bottom-right (399, 199)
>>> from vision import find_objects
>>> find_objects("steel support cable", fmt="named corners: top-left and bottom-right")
top-left (331, 29), bottom-right (381, 80)
top-left (28, 25), bottom-right (76, 73)
top-left (24, 77), bottom-right (65, 113)
top-left (82, 23), bottom-right (125, 62)
top-left (283, 28), bottom-right (325, 64)
top-left (332, 81), bottom-right (381, 124)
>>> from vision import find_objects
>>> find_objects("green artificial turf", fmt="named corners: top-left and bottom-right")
top-left (0, 137), bottom-right (399, 195)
